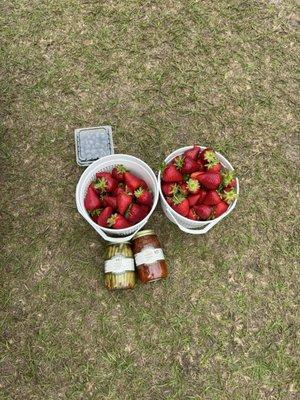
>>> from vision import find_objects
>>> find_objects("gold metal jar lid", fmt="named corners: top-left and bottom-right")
top-left (133, 229), bottom-right (155, 240)
top-left (106, 242), bottom-right (131, 246)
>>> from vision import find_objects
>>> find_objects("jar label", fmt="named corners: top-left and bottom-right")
top-left (134, 247), bottom-right (165, 267)
top-left (105, 255), bottom-right (135, 274)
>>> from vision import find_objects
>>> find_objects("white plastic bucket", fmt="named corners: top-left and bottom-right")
top-left (76, 154), bottom-right (159, 243)
top-left (158, 146), bottom-right (239, 235)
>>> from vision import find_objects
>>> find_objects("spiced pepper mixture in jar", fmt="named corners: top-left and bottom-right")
top-left (132, 230), bottom-right (168, 283)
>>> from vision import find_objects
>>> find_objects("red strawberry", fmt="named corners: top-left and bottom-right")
top-left (184, 145), bottom-right (201, 160)
top-left (186, 178), bottom-right (200, 195)
top-left (96, 206), bottom-right (113, 227)
top-left (178, 182), bottom-right (189, 196)
top-left (187, 194), bottom-right (201, 207)
top-left (193, 205), bottom-right (212, 220)
top-left (93, 176), bottom-right (118, 194)
top-left (207, 162), bottom-right (222, 173)
top-left (96, 171), bottom-right (113, 180)
top-left (112, 164), bottom-right (127, 181)
top-left (117, 192), bottom-right (133, 215)
top-left (196, 172), bottom-right (221, 190)
top-left (170, 194), bottom-right (189, 217)
top-left (174, 156), bottom-right (199, 174)
top-left (199, 147), bottom-right (214, 164)
top-left (162, 182), bottom-right (179, 196)
top-left (212, 201), bottom-right (228, 218)
top-left (197, 188), bottom-right (207, 204)
top-left (222, 171), bottom-right (236, 189)
top-left (103, 195), bottom-right (117, 210)
top-left (107, 213), bottom-right (130, 229)
top-left (187, 208), bottom-right (199, 220)
top-left (225, 179), bottom-right (236, 190)
top-left (202, 190), bottom-right (222, 206)
top-left (113, 186), bottom-right (126, 196)
top-left (134, 187), bottom-right (153, 206)
top-left (162, 164), bottom-right (183, 182)
top-left (196, 158), bottom-right (205, 170)
top-left (124, 172), bottom-right (147, 191)
top-left (200, 149), bottom-right (221, 171)
top-left (222, 188), bottom-right (237, 204)
top-left (140, 204), bottom-right (150, 215)
top-left (90, 208), bottom-right (101, 222)
top-left (126, 204), bottom-right (148, 224)
top-left (84, 186), bottom-right (102, 211)
top-left (190, 171), bottom-right (205, 181)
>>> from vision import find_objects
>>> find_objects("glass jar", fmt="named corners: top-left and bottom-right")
top-left (104, 242), bottom-right (136, 290)
top-left (132, 230), bottom-right (168, 283)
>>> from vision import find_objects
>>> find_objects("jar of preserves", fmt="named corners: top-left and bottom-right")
top-left (104, 242), bottom-right (136, 290)
top-left (132, 230), bottom-right (168, 283)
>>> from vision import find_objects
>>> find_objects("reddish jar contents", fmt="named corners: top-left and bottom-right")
top-left (132, 230), bottom-right (168, 283)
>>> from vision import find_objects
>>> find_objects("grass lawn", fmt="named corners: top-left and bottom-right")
top-left (0, 1), bottom-right (299, 399)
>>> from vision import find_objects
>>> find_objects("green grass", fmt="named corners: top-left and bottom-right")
top-left (0, 0), bottom-right (299, 399)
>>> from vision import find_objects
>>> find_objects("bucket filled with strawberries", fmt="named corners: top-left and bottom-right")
top-left (158, 146), bottom-right (239, 234)
top-left (76, 154), bottom-right (159, 243)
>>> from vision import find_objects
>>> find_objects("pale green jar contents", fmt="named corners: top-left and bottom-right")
top-left (104, 242), bottom-right (136, 290)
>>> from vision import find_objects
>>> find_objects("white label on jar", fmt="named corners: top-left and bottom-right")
top-left (134, 247), bottom-right (165, 267)
top-left (105, 255), bottom-right (135, 274)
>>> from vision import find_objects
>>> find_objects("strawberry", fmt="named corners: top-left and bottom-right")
top-left (193, 205), bottom-right (212, 220)
top-left (134, 187), bottom-right (153, 206)
top-left (103, 195), bottom-right (117, 210)
top-left (222, 170), bottom-right (236, 189)
top-left (201, 149), bottom-right (220, 171)
top-left (93, 176), bottom-right (118, 194)
top-left (107, 213), bottom-right (130, 229)
top-left (162, 182), bottom-right (179, 197)
top-left (162, 164), bottom-right (183, 182)
top-left (212, 201), bottom-right (228, 218)
top-left (197, 188), bottom-right (207, 204)
top-left (117, 192), bottom-right (133, 215)
top-left (196, 172), bottom-right (221, 190)
top-left (178, 182), bottom-right (189, 196)
top-left (222, 188), bottom-right (237, 204)
top-left (112, 164), bottom-right (127, 181)
top-left (202, 190), bottom-right (222, 206)
top-left (113, 186), bottom-right (126, 196)
top-left (190, 171), bottom-right (205, 181)
top-left (126, 204), bottom-right (148, 224)
top-left (186, 178), bottom-right (200, 195)
top-left (196, 158), bottom-right (205, 170)
top-left (84, 186), bottom-right (102, 211)
top-left (124, 172), bottom-right (147, 191)
top-left (207, 162), bottom-right (222, 173)
top-left (187, 194), bottom-right (201, 207)
top-left (113, 184), bottom-right (133, 196)
top-left (90, 208), bottom-right (101, 222)
top-left (170, 194), bottom-right (189, 217)
top-left (96, 171), bottom-right (113, 180)
top-left (187, 208), bottom-right (199, 220)
top-left (184, 145), bottom-right (201, 160)
top-left (96, 206), bottom-right (113, 227)
top-left (174, 156), bottom-right (199, 174)
top-left (199, 147), bottom-right (214, 164)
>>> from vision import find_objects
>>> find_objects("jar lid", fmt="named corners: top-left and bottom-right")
top-left (133, 229), bottom-right (155, 240)
top-left (106, 242), bottom-right (131, 246)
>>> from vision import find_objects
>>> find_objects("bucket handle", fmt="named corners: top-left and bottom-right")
top-left (166, 208), bottom-right (220, 235)
top-left (94, 219), bottom-right (148, 243)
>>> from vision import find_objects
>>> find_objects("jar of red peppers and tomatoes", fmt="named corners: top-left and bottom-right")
top-left (132, 230), bottom-right (168, 283)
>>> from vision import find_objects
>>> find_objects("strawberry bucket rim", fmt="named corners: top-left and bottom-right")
top-left (157, 146), bottom-right (239, 226)
top-left (76, 154), bottom-right (159, 235)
